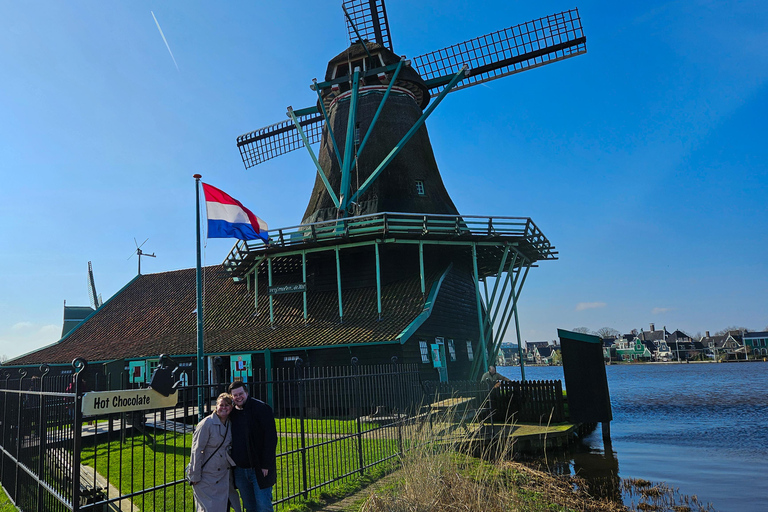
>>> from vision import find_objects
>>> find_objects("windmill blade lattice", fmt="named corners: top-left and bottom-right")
top-left (412, 9), bottom-right (586, 96)
top-left (343, 0), bottom-right (393, 50)
top-left (237, 112), bottom-right (324, 169)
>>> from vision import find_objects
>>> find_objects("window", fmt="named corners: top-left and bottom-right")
top-left (448, 339), bottom-right (456, 361)
top-left (419, 341), bottom-right (430, 363)
top-left (466, 341), bottom-right (474, 361)
top-left (415, 180), bottom-right (425, 195)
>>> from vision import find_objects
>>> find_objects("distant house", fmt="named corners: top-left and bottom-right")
top-left (534, 345), bottom-right (555, 365)
top-left (744, 331), bottom-right (768, 359)
top-left (498, 342), bottom-right (520, 365)
top-left (638, 324), bottom-right (673, 361)
top-left (700, 331), bottom-right (744, 361)
top-left (602, 338), bottom-right (615, 361)
top-left (524, 341), bottom-right (551, 364)
top-left (615, 338), bottom-right (652, 362)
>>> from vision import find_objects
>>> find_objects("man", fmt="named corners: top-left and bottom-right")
top-left (480, 365), bottom-right (511, 389)
top-left (228, 381), bottom-right (278, 512)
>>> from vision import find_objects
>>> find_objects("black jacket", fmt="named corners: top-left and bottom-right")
top-left (231, 396), bottom-right (278, 489)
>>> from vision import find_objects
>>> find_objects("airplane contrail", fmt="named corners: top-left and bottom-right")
top-left (151, 11), bottom-right (179, 71)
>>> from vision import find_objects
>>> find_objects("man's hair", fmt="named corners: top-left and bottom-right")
top-left (228, 380), bottom-right (247, 393)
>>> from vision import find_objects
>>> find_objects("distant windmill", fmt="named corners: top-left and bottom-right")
top-left (237, 0), bottom-right (586, 222)
top-left (87, 261), bottom-right (103, 309)
top-left (128, 238), bottom-right (156, 275)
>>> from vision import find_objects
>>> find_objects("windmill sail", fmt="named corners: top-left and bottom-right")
top-left (343, 0), bottom-right (393, 50)
top-left (237, 112), bottom-right (324, 169)
top-left (412, 9), bottom-right (586, 96)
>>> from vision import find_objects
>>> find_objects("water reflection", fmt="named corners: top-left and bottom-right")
top-left (519, 436), bottom-right (621, 503)
top-left (497, 362), bottom-right (768, 511)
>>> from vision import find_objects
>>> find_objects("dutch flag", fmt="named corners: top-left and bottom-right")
top-left (202, 183), bottom-right (268, 243)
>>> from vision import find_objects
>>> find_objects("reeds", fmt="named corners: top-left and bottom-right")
top-left (357, 394), bottom-right (718, 512)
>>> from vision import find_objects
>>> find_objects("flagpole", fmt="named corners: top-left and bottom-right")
top-left (194, 174), bottom-right (205, 421)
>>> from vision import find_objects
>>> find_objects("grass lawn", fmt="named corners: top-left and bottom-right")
top-left (79, 418), bottom-right (399, 512)
top-left (0, 484), bottom-right (17, 512)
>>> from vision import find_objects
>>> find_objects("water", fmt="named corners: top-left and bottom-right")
top-left (497, 362), bottom-right (768, 512)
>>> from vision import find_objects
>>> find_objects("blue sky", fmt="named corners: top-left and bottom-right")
top-left (1, 0), bottom-right (766, 360)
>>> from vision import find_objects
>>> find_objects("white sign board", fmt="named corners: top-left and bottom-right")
top-left (81, 389), bottom-right (178, 417)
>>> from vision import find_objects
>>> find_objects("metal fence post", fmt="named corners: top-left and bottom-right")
top-left (391, 357), bottom-right (404, 455)
top-left (37, 364), bottom-right (50, 512)
top-left (295, 359), bottom-right (309, 499)
top-left (15, 368), bottom-right (27, 504)
top-left (0, 372), bottom-right (7, 486)
top-left (72, 357), bottom-right (87, 512)
top-left (351, 357), bottom-right (364, 475)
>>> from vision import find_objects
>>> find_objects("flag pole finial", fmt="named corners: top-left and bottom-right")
top-left (193, 174), bottom-right (202, 179)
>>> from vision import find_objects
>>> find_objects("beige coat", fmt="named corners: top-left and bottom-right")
top-left (189, 413), bottom-right (241, 512)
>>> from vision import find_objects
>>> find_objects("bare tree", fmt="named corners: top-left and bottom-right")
top-left (572, 327), bottom-right (591, 334)
top-left (595, 327), bottom-right (621, 339)
top-left (714, 326), bottom-right (751, 336)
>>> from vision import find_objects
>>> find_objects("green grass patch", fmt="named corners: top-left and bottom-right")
top-left (79, 420), bottom-right (400, 512)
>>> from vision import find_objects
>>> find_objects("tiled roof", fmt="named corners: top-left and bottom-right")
top-left (7, 265), bottom-right (427, 366)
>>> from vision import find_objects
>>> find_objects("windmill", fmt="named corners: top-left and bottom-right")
top-left (87, 261), bottom-right (102, 309)
top-left (128, 238), bottom-right (156, 275)
top-left (223, 1), bottom-right (586, 380)
top-left (237, 0), bottom-right (586, 223)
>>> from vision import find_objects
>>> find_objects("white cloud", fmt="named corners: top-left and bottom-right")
top-left (11, 321), bottom-right (33, 330)
top-left (575, 302), bottom-right (607, 311)
top-left (39, 324), bottom-right (60, 335)
top-left (652, 307), bottom-right (673, 314)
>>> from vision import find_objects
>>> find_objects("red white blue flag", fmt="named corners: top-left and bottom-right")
top-left (202, 183), bottom-right (268, 242)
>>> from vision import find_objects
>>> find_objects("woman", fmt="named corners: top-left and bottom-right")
top-left (188, 393), bottom-right (241, 512)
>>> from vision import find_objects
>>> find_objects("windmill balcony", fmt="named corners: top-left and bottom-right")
top-left (222, 212), bottom-right (557, 279)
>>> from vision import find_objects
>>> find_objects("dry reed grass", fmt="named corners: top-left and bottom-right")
top-left (357, 399), bottom-right (719, 512)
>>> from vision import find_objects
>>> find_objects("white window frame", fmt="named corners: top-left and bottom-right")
top-left (448, 339), bottom-right (456, 361)
top-left (415, 180), bottom-right (425, 195)
top-left (466, 341), bottom-right (474, 361)
top-left (419, 341), bottom-right (430, 363)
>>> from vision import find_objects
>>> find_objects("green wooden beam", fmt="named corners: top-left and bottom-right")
top-left (339, 68), bottom-right (361, 212)
top-left (471, 242), bottom-right (488, 380)
top-left (287, 106), bottom-right (339, 208)
top-left (335, 246), bottom-right (343, 322)
top-left (419, 241), bottom-right (425, 296)
top-left (302, 251), bottom-right (308, 323)
top-left (312, 78), bottom-right (343, 169)
top-left (349, 66), bottom-right (468, 206)
top-left (375, 242), bottom-right (382, 320)
top-left (356, 59), bottom-right (404, 158)
top-left (292, 105), bottom-right (319, 117)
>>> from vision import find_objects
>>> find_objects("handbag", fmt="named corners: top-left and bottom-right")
top-left (186, 420), bottom-right (230, 484)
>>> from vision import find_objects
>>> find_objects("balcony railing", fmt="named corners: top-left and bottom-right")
top-left (222, 212), bottom-right (556, 275)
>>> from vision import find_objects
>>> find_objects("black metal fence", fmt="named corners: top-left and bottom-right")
top-left (0, 360), bottom-right (565, 511)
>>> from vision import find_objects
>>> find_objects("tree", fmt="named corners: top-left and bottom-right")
top-left (572, 327), bottom-right (591, 334)
top-left (595, 327), bottom-right (621, 339)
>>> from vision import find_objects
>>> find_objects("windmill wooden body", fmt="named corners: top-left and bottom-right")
top-left (225, 1), bottom-right (587, 380)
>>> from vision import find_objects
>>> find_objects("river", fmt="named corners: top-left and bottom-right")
top-left (496, 362), bottom-right (768, 512)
